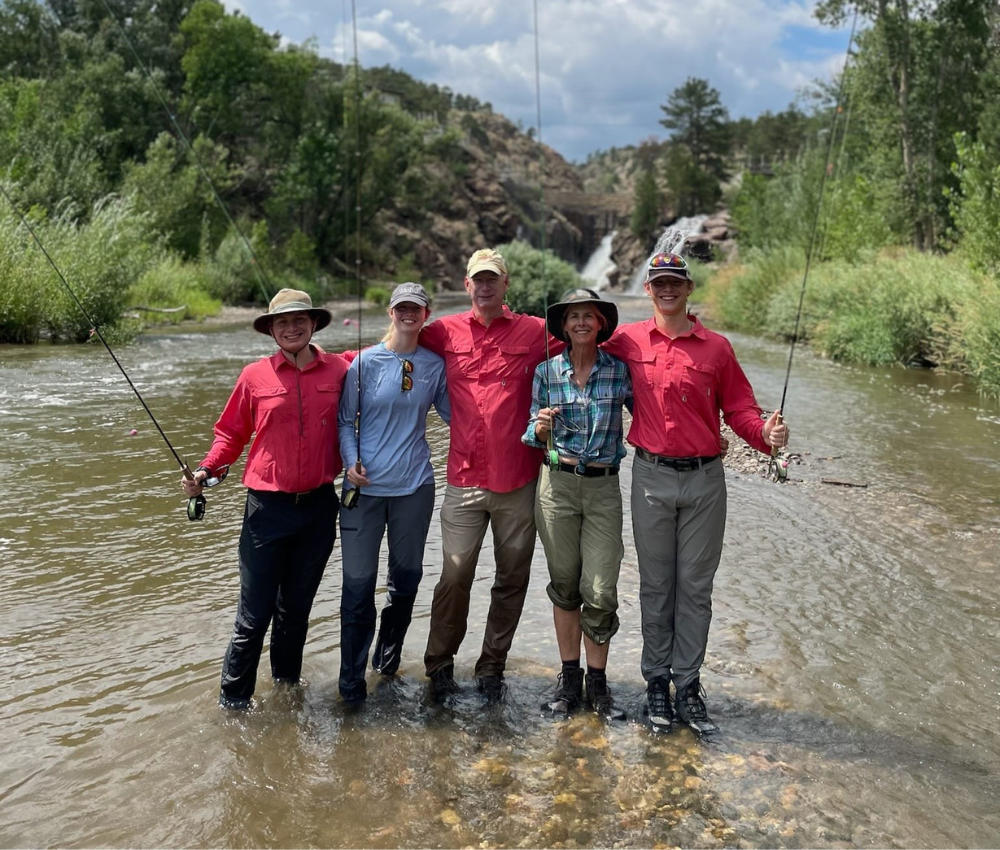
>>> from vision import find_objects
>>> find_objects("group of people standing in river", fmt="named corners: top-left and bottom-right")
top-left (181, 246), bottom-right (789, 734)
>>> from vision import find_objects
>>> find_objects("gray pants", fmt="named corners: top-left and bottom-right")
top-left (630, 456), bottom-right (726, 690)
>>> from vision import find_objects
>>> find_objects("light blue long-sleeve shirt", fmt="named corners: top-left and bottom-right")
top-left (337, 343), bottom-right (450, 497)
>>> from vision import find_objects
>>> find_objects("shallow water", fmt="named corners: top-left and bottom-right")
top-left (2, 295), bottom-right (998, 848)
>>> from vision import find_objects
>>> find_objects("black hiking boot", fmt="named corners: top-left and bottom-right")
top-left (476, 674), bottom-right (507, 704)
top-left (674, 678), bottom-right (719, 735)
top-left (542, 667), bottom-right (584, 714)
top-left (428, 665), bottom-right (459, 702)
top-left (585, 672), bottom-right (626, 721)
top-left (644, 676), bottom-right (673, 733)
top-left (371, 635), bottom-right (401, 677)
top-left (371, 593), bottom-right (415, 677)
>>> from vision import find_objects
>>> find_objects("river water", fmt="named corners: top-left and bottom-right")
top-left (2, 295), bottom-right (998, 849)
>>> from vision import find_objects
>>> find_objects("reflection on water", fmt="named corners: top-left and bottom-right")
top-left (1, 295), bottom-right (999, 848)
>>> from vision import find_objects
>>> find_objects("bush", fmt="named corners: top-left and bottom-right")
top-left (707, 247), bottom-right (1000, 395)
top-left (129, 257), bottom-right (221, 324)
top-left (498, 240), bottom-right (581, 317)
top-left (0, 195), bottom-right (161, 343)
top-left (365, 285), bottom-right (390, 307)
top-left (203, 219), bottom-right (273, 306)
top-left (716, 245), bottom-right (805, 334)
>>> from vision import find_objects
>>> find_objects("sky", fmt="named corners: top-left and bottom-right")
top-left (223, 0), bottom-right (855, 163)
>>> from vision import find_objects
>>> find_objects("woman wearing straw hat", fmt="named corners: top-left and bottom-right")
top-left (182, 288), bottom-right (348, 710)
top-left (336, 282), bottom-right (450, 706)
top-left (523, 288), bottom-right (632, 721)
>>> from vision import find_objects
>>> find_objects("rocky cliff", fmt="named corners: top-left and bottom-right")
top-left (378, 109), bottom-right (628, 289)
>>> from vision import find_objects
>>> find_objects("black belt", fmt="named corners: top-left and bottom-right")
top-left (249, 483), bottom-right (335, 504)
top-left (554, 462), bottom-right (619, 478)
top-left (634, 448), bottom-right (720, 471)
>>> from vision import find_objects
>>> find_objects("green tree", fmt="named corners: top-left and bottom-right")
top-left (663, 142), bottom-right (720, 217)
top-left (659, 77), bottom-right (730, 180)
top-left (659, 77), bottom-right (729, 215)
top-left (816, 0), bottom-right (994, 250)
top-left (630, 167), bottom-right (661, 239)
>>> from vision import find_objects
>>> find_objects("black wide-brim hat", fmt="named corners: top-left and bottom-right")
top-left (546, 288), bottom-right (618, 344)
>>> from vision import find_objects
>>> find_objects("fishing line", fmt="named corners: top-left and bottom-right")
top-left (0, 180), bottom-right (224, 520)
top-left (532, 0), bottom-right (559, 469)
top-left (770, 7), bottom-right (859, 476)
top-left (342, 0), bottom-right (365, 510)
top-left (95, 0), bottom-right (273, 305)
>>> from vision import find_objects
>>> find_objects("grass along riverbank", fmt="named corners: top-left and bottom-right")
top-left (696, 247), bottom-right (1000, 399)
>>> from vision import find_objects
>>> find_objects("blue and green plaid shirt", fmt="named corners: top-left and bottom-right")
top-left (522, 349), bottom-right (632, 467)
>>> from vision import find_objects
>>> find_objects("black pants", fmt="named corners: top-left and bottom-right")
top-left (219, 485), bottom-right (339, 706)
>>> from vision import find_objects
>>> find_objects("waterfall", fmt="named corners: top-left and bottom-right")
top-left (579, 230), bottom-right (617, 292)
top-left (627, 214), bottom-right (708, 294)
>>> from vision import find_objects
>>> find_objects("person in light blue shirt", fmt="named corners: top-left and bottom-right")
top-left (336, 282), bottom-right (450, 705)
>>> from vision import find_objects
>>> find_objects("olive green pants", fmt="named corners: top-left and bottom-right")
top-left (534, 464), bottom-right (624, 645)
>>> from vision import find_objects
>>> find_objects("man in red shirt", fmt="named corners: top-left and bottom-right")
top-left (604, 253), bottom-right (789, 734)
top-left (419, 248), bottom-right (557, 702)
top-left (182, 289), bottom-right (348, 709)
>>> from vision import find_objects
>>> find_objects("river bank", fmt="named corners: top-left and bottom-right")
top-left (699, 247), bottom-right (1000, 399)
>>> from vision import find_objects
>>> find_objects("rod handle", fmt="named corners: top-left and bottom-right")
top-left (770, 412), bottom-right (783, 458)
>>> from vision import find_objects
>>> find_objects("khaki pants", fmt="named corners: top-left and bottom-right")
top-left (631, 456), bottom-right (727, 690)
top-left (534, 464), bottom-right (624, 645)
top-left (423, 481), bottom-right (538, 678)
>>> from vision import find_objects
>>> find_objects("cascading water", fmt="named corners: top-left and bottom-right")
top-left (580, 230), bottom-right (617, 291)
top-left (628, 214), bottom-right (708, 294)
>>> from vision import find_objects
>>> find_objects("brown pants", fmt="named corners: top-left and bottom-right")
top-left (423, 481), bottom-right (538, 678)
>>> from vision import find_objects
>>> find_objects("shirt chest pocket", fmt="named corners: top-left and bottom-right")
top-left (680, 362), bottom-right (716, 402)
top-left (315, 382), bottom-right (341, 423)
top-left (252, 386), bottom-right (293, 422)
top-left (495, 344), bottom-right (532, 384)
top-left (627, 351), bottom-right (657, 388)
top-left (446, 345), bottom-right (476, 378)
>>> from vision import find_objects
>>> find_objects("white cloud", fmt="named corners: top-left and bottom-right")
top-left (234, 0), bottom-right (854, 160)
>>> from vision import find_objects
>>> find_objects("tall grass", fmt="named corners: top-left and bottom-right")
top-left (704, 247), bottom-right (1000, 397)
top-left (0, 196), bottom-right (161, 343)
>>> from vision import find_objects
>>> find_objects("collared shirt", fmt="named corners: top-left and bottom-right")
top-left (420, 306), bottom-right (559, 492)
top-left (337, 343), bottom-right (450, 497)
top-left (200, 347), bottom-right (348, 493)
top-left (522, 348), bottom-right (632, 467)
top-left (603, 315), bottom-right (769, 457)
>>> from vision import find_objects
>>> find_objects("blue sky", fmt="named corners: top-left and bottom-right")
top-left (224, 0), bottom-right (854, 163)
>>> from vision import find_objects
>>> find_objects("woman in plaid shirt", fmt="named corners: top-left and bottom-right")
top-left (522, 288), bottom-right (632, 721)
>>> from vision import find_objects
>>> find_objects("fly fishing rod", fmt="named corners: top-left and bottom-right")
top-left (95, 0), bottom-right (272, 306)
top-left (769, 7), bottom-right (860, 481)
top-left (342, 0), bottom-right (365, 511)
top-left (532, 0), bottom-right (560, 470)
top-left (0, 181), bottom-right (227, 521)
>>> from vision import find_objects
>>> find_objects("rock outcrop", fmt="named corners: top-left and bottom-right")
top-left (377, 110), bottom-right (628, 289)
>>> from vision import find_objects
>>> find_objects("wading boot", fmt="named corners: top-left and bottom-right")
top-left (674, 677), bottom-right (719, 735)
top-left (371, 593), bottom-right (416, 676)
top-left (542, 667), bottom-right (583, 714)
top-left (644, 676), bottom-right (673, 734)
top-left (585, 671), bottom-right (626, 721)
top-left (476, 674), bottom-right (507, 705)
top-left (428, 665), bottom-right (459, 702)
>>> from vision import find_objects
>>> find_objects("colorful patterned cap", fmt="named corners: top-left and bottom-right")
top-left (466, 248), bottom-right (508, 279)
top-left (645, 252), bottom-right (691, 282)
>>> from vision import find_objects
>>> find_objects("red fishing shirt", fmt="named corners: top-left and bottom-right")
top-left (603, 316), bottom-right (769, 457)
top-left (200, 347), bottom-right (349, 493)
top-left (420, 306), bottom-right (560, 493)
